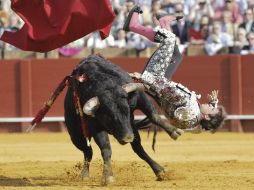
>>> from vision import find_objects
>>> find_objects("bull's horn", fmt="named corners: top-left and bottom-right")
top-left (83, 97), bottom-right (100, 116)
top-left (122, 83), bottom-right (145, 93)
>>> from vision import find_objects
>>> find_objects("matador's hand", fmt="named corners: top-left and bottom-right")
top-left (129, 72), bottom-right (141, 79)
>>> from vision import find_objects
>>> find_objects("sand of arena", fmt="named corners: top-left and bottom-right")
top-left (0, 131), bottom-right (253, 190)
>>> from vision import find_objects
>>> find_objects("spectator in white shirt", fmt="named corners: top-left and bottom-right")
top-left (189, 0), bottom-right (215, 30)
top-left (87, 32), bottom-right (115, 49)
top-left (205, 22), bottom-right (233, 55)
top-left (114, 29), bottom-right (127, 48)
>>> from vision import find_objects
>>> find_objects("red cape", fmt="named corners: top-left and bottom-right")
top-left (0, 0), bottom-right (115, 52)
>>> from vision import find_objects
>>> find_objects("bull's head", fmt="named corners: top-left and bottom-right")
top-left (83, 83), bottom-right (144, 145)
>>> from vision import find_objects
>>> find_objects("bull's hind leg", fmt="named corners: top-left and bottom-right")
top-left (137, 92), bottom-right (183, 140)
top-left (93, 130), bottom-right (115, 186)
top-left (130, 129), bottom-right (165, 180)
top-left (150, 113), bottom-right (184, 140)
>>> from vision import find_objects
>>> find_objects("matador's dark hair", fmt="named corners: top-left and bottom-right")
top-left (200, 105), bottom-right (227, 133)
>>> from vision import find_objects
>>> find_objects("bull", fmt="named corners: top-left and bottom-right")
top-left (64, 55), bottom-right (183, 185)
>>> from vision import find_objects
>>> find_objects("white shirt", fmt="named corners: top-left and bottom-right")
top-left (87, 32), bottom-right (115, 49)
top-left (205, 32), bottom-right (233, 56)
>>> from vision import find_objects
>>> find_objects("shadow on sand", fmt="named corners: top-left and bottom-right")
top-left (0, 175), bottom-right (66, 187)
top-left (0, 175), bottom-right (33, 187)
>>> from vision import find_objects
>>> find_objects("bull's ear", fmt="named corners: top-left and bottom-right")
top-left (122, 83), bottom-right (145, 93)
top-left (83, 97), bottom-right (100, 116)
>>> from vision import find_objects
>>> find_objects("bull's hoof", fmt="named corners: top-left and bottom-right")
top-left (101, 175), bottom-right (115, 186)
top-left (156, 169), bottom-right (173, 181)
top-left (80, 161), bottom-right (90, 179)
top-left (80, 169), bottom-right (89, 179)
top-left (156, 170), bottom-right (166, 181)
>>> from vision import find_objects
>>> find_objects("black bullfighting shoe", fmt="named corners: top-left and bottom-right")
top-left (123, 4), bottom-right (143, 32)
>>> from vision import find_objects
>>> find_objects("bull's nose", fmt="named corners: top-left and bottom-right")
top-left (122, 134), bottom-right (134, 143)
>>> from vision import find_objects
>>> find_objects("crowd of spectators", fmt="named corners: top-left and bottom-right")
top-left (1, 0), bottom-right (254, 56)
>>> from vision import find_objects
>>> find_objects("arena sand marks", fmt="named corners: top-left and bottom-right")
top-left (0, 132), bottom-right (253, 190)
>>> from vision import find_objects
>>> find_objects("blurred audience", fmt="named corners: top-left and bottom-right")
top-left (183, 0), bottom-right (196, 15)
top-left (235, 0), bottom-right (248, 15)
top-left (149, 0), bottom-right (168, 24)
top-left (220, 10), bottom-right (239, 39)
top-left (2, 0), bottom-right (254, 56)
top-left (189, 15), bottom-right (211, 45)
top-left (114, 29), bottom-right (127, 48)
top-left (239, 8), bottom-right (254, 33)
top-left (189, 0), bottom-right (215, 30)
top-left (161, 0), bottom-right (176, 14)
top-left (248, 0), bottom-right (254, 11)
top-left (58, 37), bottom-right (87, 57)
top-left (229, 27), bottom-right (248, 53)
top-left (214, 0), bottom-right (243, 23)
top-left (171, 3), bottom-right (191, 45)
top-left (241, 31), bottom-right (254, 54)
top-left (86, 32), bottom-right (115, 49)
top-left (205, 22), bottom-right (233, 55)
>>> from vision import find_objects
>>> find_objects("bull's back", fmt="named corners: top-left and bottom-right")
top-left (64, 55), bottom-right (133, 111)
top-left (81, 55), bottom-right (132, 84)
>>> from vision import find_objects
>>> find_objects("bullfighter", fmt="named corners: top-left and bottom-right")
top-left (123, 5), bottom-right (226, 132)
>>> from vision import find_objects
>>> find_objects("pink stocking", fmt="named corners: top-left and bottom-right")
top-left (129, 12), bottom-right (156, 42)
top-left (158, 15), bottom-right (176, 31)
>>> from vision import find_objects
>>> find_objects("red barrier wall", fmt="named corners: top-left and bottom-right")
top-left (0, 55), bottom-right (253, 132)
top-left (240, 55), bottom-right (254, 131)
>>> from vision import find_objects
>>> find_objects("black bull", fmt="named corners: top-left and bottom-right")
top-left (64, 55), bottom-right (183, 185)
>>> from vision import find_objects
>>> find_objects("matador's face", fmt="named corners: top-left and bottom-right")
top-left (200, 104), bottom-right (219, 120)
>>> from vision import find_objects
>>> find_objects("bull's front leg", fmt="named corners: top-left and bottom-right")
top-left (130, 129), bottom-right (165, 180)
top-left (150, 113), bottom-right (184, 140)
top-left (68, 137), bottom-right (92, 179)
top-left (93, 130), bottom-right (115, 186)
top-left (65, 112), bottom-right (93, 179)
top-left (81, 157), bottom-right (90, 179)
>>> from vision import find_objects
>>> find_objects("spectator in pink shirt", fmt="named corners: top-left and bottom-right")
top-left (214, 0), bottom-right (243, 23)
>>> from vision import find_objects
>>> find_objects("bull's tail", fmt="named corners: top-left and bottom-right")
top-left (134, 117), bottom-right (157, 152)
